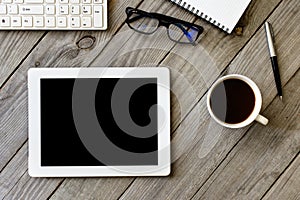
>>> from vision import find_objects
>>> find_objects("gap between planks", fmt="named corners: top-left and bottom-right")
top-left (0, 0), bottom-right (288, 198)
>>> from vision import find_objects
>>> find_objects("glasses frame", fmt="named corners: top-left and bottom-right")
top-left (125, 7), bottom-right (204, 45)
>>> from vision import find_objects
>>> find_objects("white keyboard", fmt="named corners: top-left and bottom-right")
top-left (0, 0), bottom-right (107, 30)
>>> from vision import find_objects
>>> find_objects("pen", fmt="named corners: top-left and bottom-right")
top-left (264, 22), bottom-right (283, 101)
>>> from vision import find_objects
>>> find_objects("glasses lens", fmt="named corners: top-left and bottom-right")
top-left (128, 13), bottom-right (159, 34)
top-left (168, 23), bottom-right (200, 43)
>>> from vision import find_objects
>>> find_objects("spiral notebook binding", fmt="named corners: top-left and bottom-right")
top-left (170, 0), bottom-right (230, 33)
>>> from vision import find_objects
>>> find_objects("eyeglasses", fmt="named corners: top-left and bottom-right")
top-left (125, 7), bottom-right (204, 45)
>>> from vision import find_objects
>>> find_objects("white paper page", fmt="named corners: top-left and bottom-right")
top-left (178, 0), bottom-right (251, 32)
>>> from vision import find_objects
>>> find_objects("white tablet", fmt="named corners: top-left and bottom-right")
top-left (28, 68), bottom-right (170, 177)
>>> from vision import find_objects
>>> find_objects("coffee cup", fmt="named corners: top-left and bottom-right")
top-left (207, 74), bottom-right (268, 129)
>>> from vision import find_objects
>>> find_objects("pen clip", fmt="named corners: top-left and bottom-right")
top-left (269, 22), bottom-right (275, 43)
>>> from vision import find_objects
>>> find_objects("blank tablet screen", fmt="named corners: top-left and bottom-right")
top-left (40, 78), bottom-right (158, 166)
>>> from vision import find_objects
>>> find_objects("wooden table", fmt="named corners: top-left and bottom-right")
top-left (0, 0), bottom-right (299, 199)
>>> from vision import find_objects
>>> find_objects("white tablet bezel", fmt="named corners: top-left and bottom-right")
top-left (28, 67), bottom-right (170, 177)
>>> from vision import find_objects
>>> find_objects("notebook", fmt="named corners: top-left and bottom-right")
top-left (169, 0), bottom-right (252, 33)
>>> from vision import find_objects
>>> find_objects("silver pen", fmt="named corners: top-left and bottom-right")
top-left (264, 22), bottom-right (283, 100)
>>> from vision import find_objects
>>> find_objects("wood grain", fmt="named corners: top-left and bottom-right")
top-left (0, 0), bottom-right (143, 88)
top-left (89, 0), bottom-right (197, 68)
top-left (0, 0), bottom-right (286, 198)
top-left (91, 0), bottom-right (285, 132)
top-left (191, 69), bottom-right (300, 199)
top-left (51, 1), bottom-right (198, 198)
top-left (0, 0), bottom-right (299, 199)
top-left (0, 142), bottom-right (63, 200)
top-left (0, 143), bottom-right (28, 199)
top-left (51, 178), bottom-right (133, 200)
top-left (0, 79), bottom-right (28, 171)
top-left (52, 0), bottom-right (285, 198)
top-left (116, 0), bottom-right (300, 199)
top-left (0, 0), bottom-right (143, 170)
top-left (0, 0), bottom-right (144, 199)
top-left (263, 154), bottom-right (300, 200)
top-left (0, 31), bottom-right (45, 87)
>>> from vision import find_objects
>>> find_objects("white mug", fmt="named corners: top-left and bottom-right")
top-left (207, 74), bottom-right (269, 129)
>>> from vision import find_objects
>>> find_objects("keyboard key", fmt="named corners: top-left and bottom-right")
top-left (45, 5), bottom-right (55, 14)
top-left (82, 16), bottom-right (91, 27)
top-left (24, 0), bottom-right (43, 3)
top-left (0, 5), bottom-right (7, 14)
top-left (11, 16), bottom-right (21, 26)
top-left (71, 5), bottom-right (79, 15)
top-left (45, 0), bottom-right (55, 3)
top-left (23, 16), bottom-right (33, 26)
top-left (94, 5), bottom-right (102, 27)
top-left (20, 5), bottom-right (44, 15)
top-left (0, 16), bottom-right (10, 26)
top-left (2, 0), bottom-right (12, 3)
top-left (59, 5), bottom-right (68, 15)
top-left (82, 5), bottom-right (91, 15)
top-left (93, 0), bottom-right (102, 3)
top-left (7, 4), bottom-right (18, 14)
top-left (70, 0), bottom-right (79, 3)
top-left (34, 16), bottom-right (43, 27)
top-left (57, 16), bottom-right (66, 27)
top-left (82, 0), bottom-right (90, 4)
top-left (59, 0), bottom-right (68, 3)
top-left (45, 16), bottom-right (55, 27)
top-left (13, 0), bottom-right (23, 3)
top-left (70, 16), bottom-right (80, 27)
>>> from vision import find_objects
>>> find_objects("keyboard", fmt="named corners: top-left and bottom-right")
top-left (0, 0), bottom-right (107, 30)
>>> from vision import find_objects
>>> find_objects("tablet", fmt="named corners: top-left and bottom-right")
top-left (28, 68), bottom-right (170, 177)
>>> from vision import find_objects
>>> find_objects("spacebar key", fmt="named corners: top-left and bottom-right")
top-left (20, 5), bottom-right (44, 15)
top-left (24, 0), bottom-right (44, 3)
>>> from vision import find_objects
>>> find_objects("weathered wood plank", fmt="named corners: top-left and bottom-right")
top-left (50, 1), bottom-right (198, 199)
top-left (0, 143), bottom-right (28, 199)
top-left (0, 0), bottom-right (144, 90)
top-left (191, 69), bottom-right (300, 200)
top-left (0, 32), bottom-right (45, 86)
top-left (116, 0), bottom-right (300, 199)
top-left (0, 142), bottom-right (63, 200)
top-left (89, 0), bottom-right (197, 68)
top-left (88, 0), bottom-right (287, 180)
top-left (0, 0), bottom-right (144, 199)
top-left (51, 0), bottom-right (285, 198)
top-left (0, 0), bottom-right (143, 171)
top-left (51, 178), bottom-right (133, 200)
top-left (2, 146), bottom-right (132, 200)
top-left (3, 172), bottom-right (62, 200)
top-left (0, 33), bottom-right (45, 165)
top-left (0, 0), bottom-right (289, 199)
top-left (90, 0), bottom-right (284, 132)
top-left (0, 80), bottom-right (28, 171)
top-left (263, 154), bottom-right (300, 200)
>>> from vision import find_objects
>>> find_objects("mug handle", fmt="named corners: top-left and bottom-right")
top-left (255, 114), bottom-right (269, 125)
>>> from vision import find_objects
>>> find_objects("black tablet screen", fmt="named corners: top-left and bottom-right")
top-left (40, 78), bottom-right (158, 166)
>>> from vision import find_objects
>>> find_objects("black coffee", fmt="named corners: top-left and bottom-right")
top-left (210, 78), bottom-right (255, 124)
